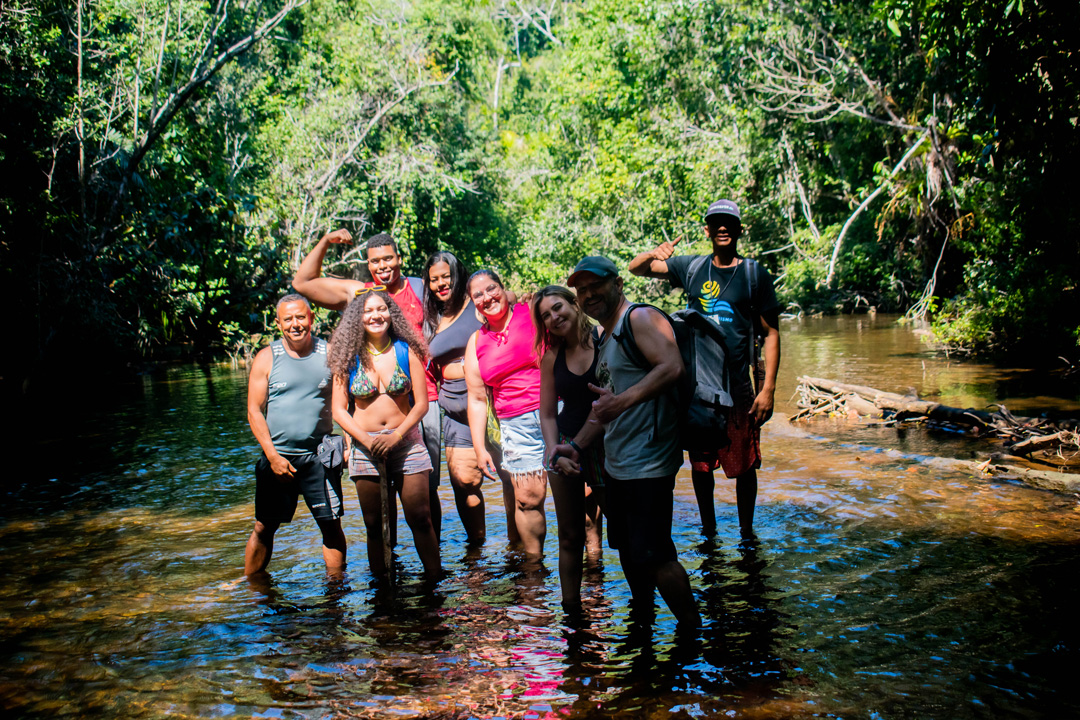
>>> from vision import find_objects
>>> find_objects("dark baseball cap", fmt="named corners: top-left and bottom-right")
top-left (567, 256), bottom-right (619, 287)
top-left (704, 199), bottom-right (741, 223)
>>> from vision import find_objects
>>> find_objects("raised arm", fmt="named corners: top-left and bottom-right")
top-left (247, 347), bottom-right (295, 477)
top-left (292, 228), bottom-right (364, 311)
top-left (628, 236), bottom-right (683, 279)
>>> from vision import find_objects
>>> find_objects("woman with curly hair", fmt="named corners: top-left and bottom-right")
top-left (532, 285), bottom-right (605, 609)
top-left (329, 288), bottom-right (441, 580)
top-left (464, 269), bottom-right (547, 557)
top-left (422, 251), bottom-right (499, 544)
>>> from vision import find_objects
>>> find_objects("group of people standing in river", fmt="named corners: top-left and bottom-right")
top-left (243, 198), bottom-right (781, 628)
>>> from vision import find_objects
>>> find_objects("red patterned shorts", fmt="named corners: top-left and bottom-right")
top-left (688, 383), bottom-right (761, 478)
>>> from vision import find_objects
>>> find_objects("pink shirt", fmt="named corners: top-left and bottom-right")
top-left (475, 304), bottom-right (541, 419)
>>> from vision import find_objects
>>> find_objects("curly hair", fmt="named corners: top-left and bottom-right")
top-left (531, 285), bottom-right (594, 359)
top-left (328, 289), bottom-right (427, 379)
top-left (422, 250), bottom-right (470, 341)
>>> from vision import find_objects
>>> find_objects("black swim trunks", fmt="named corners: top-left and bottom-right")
top-left (604, 473), bottom-right (678, 564)
top-left (255, 452), bottom-right (344, 523)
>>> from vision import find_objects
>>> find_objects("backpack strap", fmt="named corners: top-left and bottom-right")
top-left (406, 275), bottom-right (426, 302)
top-left (393, 338), bottom-right (415, 407)
top-left (744, 257), bottom-right (764, 390)
top-left (744, 257), bottom-right (761, 334)
top-left (393, 339), bottom-right (411, 382)
top-left (684, 254), bottom-right (713, 310)
top-left (612, 304), bottom-right (646, 369)
top-left (613, 303), bottom-right (672, 370)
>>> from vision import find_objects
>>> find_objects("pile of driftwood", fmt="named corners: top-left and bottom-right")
top-left (793, 376), bottom-right (1080, 472)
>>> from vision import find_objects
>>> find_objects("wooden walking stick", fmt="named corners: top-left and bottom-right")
top-left (376, 459), bottom-right (395, 584)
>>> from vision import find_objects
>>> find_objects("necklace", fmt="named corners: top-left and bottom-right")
top-left (709, 257), bottom-right (740, 300)
top-left (368, 339), bottom-right (392, 355)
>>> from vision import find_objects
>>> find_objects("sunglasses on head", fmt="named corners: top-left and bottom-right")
top-left (354, 285), bottom-right (387, 297)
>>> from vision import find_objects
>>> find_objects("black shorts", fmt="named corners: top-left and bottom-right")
top-left (255, 452), bottom-right (344, 523)
top-left (605, 473), bottom-right (677, 564)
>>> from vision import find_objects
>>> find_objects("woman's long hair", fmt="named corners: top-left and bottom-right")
top-left (530, 285), bottom-right (593, 359)
top-left (328, 289), bottom-right (427, 378)
top-left (422, 250), bottom-right (470, 341)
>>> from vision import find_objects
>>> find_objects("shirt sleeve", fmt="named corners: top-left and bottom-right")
top-left (665, 255), bottom-right (692, 289)
top-left (756, 263), bottom-right (782, 317)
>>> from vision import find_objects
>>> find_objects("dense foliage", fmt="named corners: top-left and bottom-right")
top-left (2, 0), bottom-right (1077, 381)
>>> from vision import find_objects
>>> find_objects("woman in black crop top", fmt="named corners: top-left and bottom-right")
top-left (532, 285), bottom-right (605, 610)
top-left (422, 251), bottom-right (505, 545)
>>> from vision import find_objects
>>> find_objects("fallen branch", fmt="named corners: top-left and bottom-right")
top-left (793, 376), bottom-right (1080, 471)
top-left (774, 421), bottom-right (1080, 494)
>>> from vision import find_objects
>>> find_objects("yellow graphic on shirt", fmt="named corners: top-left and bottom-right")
top-left (698, 279), bottom-right (735, 316)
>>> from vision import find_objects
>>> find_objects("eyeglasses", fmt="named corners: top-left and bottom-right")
top-left (354, 285), bottom-right (387, 297)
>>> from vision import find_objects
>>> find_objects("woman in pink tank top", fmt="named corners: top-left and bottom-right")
top-left (463, 269), bottom-right (548, 557)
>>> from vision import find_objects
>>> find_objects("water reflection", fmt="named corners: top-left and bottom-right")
top-left (4, 318), bottom-right (1079, 718)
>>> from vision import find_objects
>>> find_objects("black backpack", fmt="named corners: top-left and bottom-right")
top-left (612, 303), bottom-right (734, 452)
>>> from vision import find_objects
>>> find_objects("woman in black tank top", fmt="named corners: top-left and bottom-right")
top-left (532, 286), bottom-right (605, 610)
top-left (423, 251), bottom-right (503, 545)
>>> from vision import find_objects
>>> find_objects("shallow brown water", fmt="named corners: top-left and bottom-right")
top-left (4, 315), bottom-right (1079, 718)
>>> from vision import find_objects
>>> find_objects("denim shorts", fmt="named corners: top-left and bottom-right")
top-left (498, 409), bottom-right (546, 475)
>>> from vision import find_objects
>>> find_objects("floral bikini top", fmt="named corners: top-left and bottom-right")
top-left (348, 340), bottom-right (413, 400)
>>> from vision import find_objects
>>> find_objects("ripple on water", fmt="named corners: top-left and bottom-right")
top-left (6, 347), bottom-right (1080, 718)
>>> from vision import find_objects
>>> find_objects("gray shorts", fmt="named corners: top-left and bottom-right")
top-left (439, 377), bottom-right (474, 448)
top-left (442, 412), bottom-right (474, 448)
top-left (349, 426), bottom-right (433, 478)
top-left (420, 400), bottom-right (442, 487)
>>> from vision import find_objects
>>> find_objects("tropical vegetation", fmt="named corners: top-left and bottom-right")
top-left (2, 0), bottom-right (1077, 378)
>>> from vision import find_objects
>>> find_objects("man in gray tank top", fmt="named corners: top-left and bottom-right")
top-left (244, 294), bottom-right (347, 577)
top-left (558, 256), bottom-right (700, 629)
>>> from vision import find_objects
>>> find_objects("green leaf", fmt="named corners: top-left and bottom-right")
top-left (887, 17), bottom-right (901, 37)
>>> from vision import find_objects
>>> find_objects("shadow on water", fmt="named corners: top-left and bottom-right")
top-left (4, 316), bottom-right (1080, 718)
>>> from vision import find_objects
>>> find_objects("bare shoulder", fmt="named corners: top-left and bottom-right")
top-left (251, 344), bottom-right (274, 373)
top-left (628, 304), bottom-right (674, 341)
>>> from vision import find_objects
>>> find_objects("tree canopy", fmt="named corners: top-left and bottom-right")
top-left (2, 0), bottom-right (1077, 379)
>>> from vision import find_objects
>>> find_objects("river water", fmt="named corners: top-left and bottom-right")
top-left (4, 315), bottom-right (1079, 718)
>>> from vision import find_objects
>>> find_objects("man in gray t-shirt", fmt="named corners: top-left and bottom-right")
top-left (244, 294), bottom-right (347, 577)
top-left (557, 256), bottom-right (700, 629)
